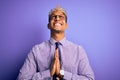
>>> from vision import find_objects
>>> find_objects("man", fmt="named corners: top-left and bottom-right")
top-left (17, 6), bottom-right (94, 80)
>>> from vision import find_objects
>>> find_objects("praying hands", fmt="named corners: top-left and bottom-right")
top-left (50, 49), bottom-right (60, 76)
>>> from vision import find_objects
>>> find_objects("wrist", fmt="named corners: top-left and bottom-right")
top-left (57, 69), bottom-right (64, 78)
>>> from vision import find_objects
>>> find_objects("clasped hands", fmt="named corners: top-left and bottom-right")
top-left (50, 48), bottom-right (60, 77)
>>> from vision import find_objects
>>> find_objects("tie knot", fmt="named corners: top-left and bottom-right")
top-left (55, 42), bottom-right (60, 49)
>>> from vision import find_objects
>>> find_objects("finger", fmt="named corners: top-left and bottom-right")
top-left (50, 60), bottom-right (56, 76)
top-left (56, 59), bottom-right (60, 75)
top-left (56, 64), bottom-right (60, 75)
top-left (56, 48), bottom-right (59, 58)
top-left (54, 48), bottom-right (59, 59)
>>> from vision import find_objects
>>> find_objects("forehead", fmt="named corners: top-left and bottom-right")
top-left (51, 11), bottom-right (65, 16)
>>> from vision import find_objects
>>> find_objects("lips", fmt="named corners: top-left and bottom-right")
top-left (54, 23), bottom-right (62, 26)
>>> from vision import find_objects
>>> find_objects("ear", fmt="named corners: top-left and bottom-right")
top-left (65, 23), bottom-right (68, 29)
top-left (47, 23), bottom-right (50, 29)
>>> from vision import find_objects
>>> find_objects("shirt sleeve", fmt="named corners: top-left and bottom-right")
top-left (63, 46), bottom-right (95, 80)
top-left (17, 47), bottom-right (51, 80)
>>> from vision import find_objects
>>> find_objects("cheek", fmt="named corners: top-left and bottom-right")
top-left (49, 22), bottom-right (53, 26)
top-left (50, 21), bottom-right (54, 26)
top-left (62, 21), bottom-right (67, 28)
top-left (62, 20), bottom-right (66, 24)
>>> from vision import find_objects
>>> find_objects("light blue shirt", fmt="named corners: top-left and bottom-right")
top-left (17, 37), bottom-right (94, 80)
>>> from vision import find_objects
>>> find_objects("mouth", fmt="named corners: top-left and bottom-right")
top-left (54, 22), bottom-right (62, 26)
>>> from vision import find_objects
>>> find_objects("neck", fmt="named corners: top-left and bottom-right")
top-left (51, 31), bottom-right (65, 41)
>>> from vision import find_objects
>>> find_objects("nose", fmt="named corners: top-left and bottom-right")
top-left (55, 16), bottom-right (60, 20)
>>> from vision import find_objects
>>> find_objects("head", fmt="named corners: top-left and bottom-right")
top-left (48, 6), bottom-right (68, 33)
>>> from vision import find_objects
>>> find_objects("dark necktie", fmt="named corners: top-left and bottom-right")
top-left (53, 42), bottom-right (60, 80)
top-left (55, 42), bottom-right (60, 49)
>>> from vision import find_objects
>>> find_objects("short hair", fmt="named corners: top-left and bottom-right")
top-left (48, 5), bottom-right (67, 22)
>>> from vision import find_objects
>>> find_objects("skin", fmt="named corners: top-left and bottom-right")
top-left (48, 11), bottom-right (68, 77)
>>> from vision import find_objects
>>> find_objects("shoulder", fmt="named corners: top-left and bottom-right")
top-left (66, 40), bottom-right (87, 58)
top-left (66, 40), bottom-right (83, 49)
top-left (66, 40), bottom-right (86, 54)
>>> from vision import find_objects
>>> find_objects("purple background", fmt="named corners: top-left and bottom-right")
top-left (0, 0), bottom-right (120, 80)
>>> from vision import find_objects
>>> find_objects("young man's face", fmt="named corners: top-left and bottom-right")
top-left (48, 11), bottom-right (68, 32)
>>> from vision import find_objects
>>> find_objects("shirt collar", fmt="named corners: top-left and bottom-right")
top-left (49, 37), bottom-right (67, 47)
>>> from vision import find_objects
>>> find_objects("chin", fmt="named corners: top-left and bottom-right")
top-left (51, 29), bottom-right (62, 33)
